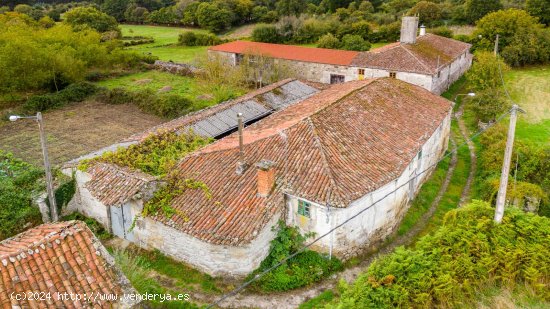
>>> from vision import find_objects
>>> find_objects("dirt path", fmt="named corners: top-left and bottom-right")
top-left (455, 104), bottom-right (477, 206)
top-left (193, 138), bottom-right (460, 309)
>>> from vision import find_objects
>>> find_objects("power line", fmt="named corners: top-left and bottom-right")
top-left (207, 109), bottom-right (512, 308)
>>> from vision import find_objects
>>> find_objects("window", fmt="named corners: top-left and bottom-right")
top-left (330, 74), bottom-right (345, 84)
top-left (358, 69), bottom-right (365, 80)
top-left (389, 72), bottom-right (397, 78)
top-left (437, 71), bottom-right (441, 78)
top-left (358, 69), bottom-right (365, 75)
top-left (298, 200), bottom-right (311, 218)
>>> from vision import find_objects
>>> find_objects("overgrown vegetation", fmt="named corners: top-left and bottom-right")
top-left (23, 82), bottom-right (100, 113)
top-left (61, 212), bottom-right (111, 241)
top-left (248, 221), bottom-right (343, 292)
top-left (0, 151), bottom-right (43, 240)
top-left (80, 131), bottom-right (212, 177)
top-left (328, 201), bottom-right (550, 308)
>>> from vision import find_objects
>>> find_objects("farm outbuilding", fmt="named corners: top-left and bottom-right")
top-left (209, 17), bottom-right (472, 94)
top-left (64, 78), bottom-right (452, 277)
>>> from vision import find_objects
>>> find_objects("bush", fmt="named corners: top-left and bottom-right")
top-left (341, 34), bottom-right (371, 51)
top-left (317, 33), bottom-right (341, 49)
top-left (251, 24), bottom-right (281, 43)
top-left (0, 151), bottom-right (43, 240)
top-left (429, 26), bottom-right (453, 38)
top-left (101, 88), bottom-right (194, 118)
top-left (248, 221), bottom-right (343, 292)
top-left (330, 201), bottom-right (550, 308)
top-left (63, 6), bottom-right (119, 33)
top-left (178, 31), bottom-right (221, 46)
top-left (24, 82), bottom-right (100, 113)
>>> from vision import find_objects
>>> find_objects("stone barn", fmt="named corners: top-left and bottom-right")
top-left (209, 16), bottom-right (472, 94)
top-left (65, 78), bottom-right (452, 277)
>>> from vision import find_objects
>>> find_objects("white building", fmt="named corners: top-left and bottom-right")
top-left (209, 16), bottom-right (472, 94)
top-left (65, 78), bottom-right (452, 277)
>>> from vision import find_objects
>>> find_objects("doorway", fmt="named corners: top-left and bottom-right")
top-left (110, 203), bottom-right (135, 242)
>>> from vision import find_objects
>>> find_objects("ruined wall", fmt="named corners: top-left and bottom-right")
top-left (286, 111), bottom-right (452, 259)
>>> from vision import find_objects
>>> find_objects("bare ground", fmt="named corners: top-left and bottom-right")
top-left (0, 101), bottom-right (163, 166)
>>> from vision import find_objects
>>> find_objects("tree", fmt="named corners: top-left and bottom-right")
top-left (526, 0), bottom-right (550, 25)
top-left (251, 24), bottom-right (281, 43)
top-left (13, 4), bottom-right (33, 15)
top-left (64, 7), bottom-right (119, 33)
top-left (473, 9), bottom-right (549, 66)
top-left (466, 51), bottom-right (509, 91)
top-left (317, 33), bottom-right (341, 49)
top-left (124, 4), bottom-right (149, 23)
top-left (341, 34), bottom-right (371, 51)
top-left (101, 0), bottom-right (130, 21)
top-left (196, 2), bottom-right (233, 33)
top-left (409, 1), bottom-right (443, 27)
top-left (276, 0), bottom-right (306, 16)
top-left (465, 0), bottom-right (503, 24)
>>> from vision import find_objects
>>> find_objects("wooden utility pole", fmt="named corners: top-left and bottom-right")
top-left (494, 105), bottom-right (520, 223)
top-left (494, 34), bottom-right (500, 55)
top-left (37, 112), bottom-right (58, 222)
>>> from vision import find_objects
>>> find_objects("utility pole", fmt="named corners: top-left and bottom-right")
top-left (37, 112), bottom-right (58, 222)
top-left (10, 112), bottom-right (58, 222)
top-left (494, 105), bottom-right (522, 223)
top-left (494, 34), bottom-right (500, 55)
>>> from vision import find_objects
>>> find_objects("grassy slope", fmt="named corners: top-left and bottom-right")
top-left (95, 70), bottom-right (246, 111)
top-left (504, 66), bottom-right (550, 144)
top-left (120, 24), bottom-right (209, 63)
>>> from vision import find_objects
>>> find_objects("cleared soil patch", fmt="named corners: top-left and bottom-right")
top-left (0, 101), bottom-right (162, 166)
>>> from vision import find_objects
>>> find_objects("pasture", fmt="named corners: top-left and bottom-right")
top-left (120, 24), bottom-right (210, 63)
top-left (505, 65), bottom-right (550, 144)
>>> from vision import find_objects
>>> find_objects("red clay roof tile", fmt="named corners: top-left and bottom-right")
top-left (209, 41), bottom-right (360, 66)
top-left (0, 221), bottom-right (132, 308)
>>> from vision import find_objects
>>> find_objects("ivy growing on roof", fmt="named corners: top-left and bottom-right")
top-left (79, 130), bottom-right (213, 177)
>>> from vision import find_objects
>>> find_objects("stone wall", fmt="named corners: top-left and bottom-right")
top-left (432, 51), bottom-right (473, 94)
top-left (286, 111), bottom-right (452, 259)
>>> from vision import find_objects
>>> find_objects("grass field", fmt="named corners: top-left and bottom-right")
top-left (120, 24), bottom-right (210, 63)
top-left (504, 66), bottom-right (550, 144)
top-left (95, 70), bottom-right (246, 111)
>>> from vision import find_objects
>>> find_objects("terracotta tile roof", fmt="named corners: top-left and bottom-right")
top-left (154, 78), bottom-right (452, 245)
top-left (352, 34), bottom-right (471, 74)
top-left (0, 221), bottom-right (134, 308)
top-left (209, 41), bottom-right (360, 66)
top-left (86, 163), bottom-right (158, 207)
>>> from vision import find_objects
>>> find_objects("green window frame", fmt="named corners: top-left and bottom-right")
top-left (298, 200), bottom-right (311, 218)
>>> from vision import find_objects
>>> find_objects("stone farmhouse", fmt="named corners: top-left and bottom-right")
top-left (0, 221), bottom-right (138, 308)
top-left (209, 16), bottom-right (472, 94)
top-left (64, 78), bottom-right (452, 277)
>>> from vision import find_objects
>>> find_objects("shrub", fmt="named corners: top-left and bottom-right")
top-left (64, 6), bottom-right (119, 33)
top-left (0, 151), bottom-right (43, 240)
top-left (178, 31), bottom-right (221, 46)
top-left (317, 33), bottom-right (341, 49)
top-left (24, 82), bottom-right (100, 113)
top-left (248, 221), bottom-right (343, 292)
top-left (330, 201), bottom-right (550, 308)
top-left (251, 24), bottom-right (281, 43)
top-left (81, 131), bottom-right (212, 176)
top-left (101, 88), bottom-right (193, 118)
top-left (429, 26), bottom-right (453, 38)
top-left (341, 34), bottom-right (371, 51)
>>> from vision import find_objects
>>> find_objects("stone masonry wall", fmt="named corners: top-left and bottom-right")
top-left (286, 111), bottom-right (452, 259)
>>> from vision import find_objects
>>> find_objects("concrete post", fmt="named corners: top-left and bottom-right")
top-left (37, 112), bottom-right (58, 222)
top-left (494, 105), bottom-right (519, 223)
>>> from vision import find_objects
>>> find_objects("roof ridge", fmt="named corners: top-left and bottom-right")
top-left (92, 162), bottom-right (157, 181)
top-left (401, 44), bottom-right (433, 73)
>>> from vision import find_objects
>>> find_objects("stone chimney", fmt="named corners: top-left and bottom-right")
top-left (419, 24), bottom-right (426, 36)
top-left (400, 16), bottom-right (419, 44)
top-left (255, 160), bottom-right (276, 197)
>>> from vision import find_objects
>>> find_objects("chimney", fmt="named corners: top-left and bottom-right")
top-left (236, 113), bottom-right (249, 175)
top-left (400, 16), bottom-right (419, 44)
top-left (419, 24), bottom-right (426, 36)
top-left (255, 160), bottom-right (276, 197)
